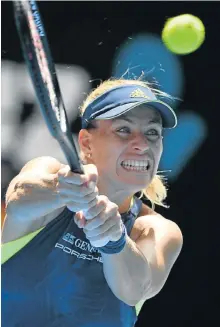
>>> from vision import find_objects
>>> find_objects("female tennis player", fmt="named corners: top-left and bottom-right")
top-left (2, 79), bottom-right (183, 327)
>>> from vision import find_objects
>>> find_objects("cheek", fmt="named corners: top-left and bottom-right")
top-left (157, 142), bottom-right (163, 158)
top-left (91, 139), bottom-right (121, 165)
top-left (154, 142), bottom-right (163, 165)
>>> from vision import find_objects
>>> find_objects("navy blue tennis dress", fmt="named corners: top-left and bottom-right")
top-left (2, 197), bottom-right (144, 327)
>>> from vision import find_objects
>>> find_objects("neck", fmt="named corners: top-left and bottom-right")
top-left (118, 196), bottom-right (134, 214)
top-left (96, 180), bottom-right (134, 214)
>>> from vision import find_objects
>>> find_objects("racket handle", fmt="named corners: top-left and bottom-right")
top-left (60, 134), bottom-right (98, 220)
top-left (58, 133), bottom-right (84, 175)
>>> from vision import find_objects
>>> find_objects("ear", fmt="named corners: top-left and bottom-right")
top-left (78, 129), bottom-right (93, 155)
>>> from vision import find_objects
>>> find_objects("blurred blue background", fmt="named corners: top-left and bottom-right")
top-left (1, 1), bottom-right (219, 326)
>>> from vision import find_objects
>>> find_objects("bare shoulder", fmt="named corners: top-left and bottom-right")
top-left (130, 202), bottom-right (183, 247)
top-left (130, 202), bottom-right (157, 241)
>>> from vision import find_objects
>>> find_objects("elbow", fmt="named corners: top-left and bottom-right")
top-left (120, 284), bottom-right (163, 306)
top-left (114, 293), bottom-right (140, 306)
top-left (117, 294), bottom-right (145, 307)
top-left (113, 281), bottom-right (152, 307)
top-left (122, 298), bottom-right (141, 307)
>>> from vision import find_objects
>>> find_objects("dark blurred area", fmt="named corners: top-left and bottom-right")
top-left (1, 1), bottom-right (219, 326)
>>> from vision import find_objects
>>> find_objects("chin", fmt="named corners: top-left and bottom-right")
top-left (117, 166), bottom-right (152, 191)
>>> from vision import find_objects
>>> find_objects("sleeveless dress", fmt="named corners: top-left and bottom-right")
top-left (2, 197), bottom-right (145, 327)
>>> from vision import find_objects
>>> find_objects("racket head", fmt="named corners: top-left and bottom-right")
top-left (13, 0), bottom-right (84, 174)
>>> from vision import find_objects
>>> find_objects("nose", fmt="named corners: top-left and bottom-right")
top-left (131, 133), bottom-right (149, 153)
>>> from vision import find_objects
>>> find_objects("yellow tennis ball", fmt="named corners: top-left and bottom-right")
top-left (162, 14), bottom-right (205, 55)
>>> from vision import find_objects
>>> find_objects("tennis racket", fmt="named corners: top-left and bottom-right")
top-left (13, 0), bottom-right (84, 174)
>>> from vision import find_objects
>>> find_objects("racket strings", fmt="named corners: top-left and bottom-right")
top-left (27, 8), bottom-right (60, 122)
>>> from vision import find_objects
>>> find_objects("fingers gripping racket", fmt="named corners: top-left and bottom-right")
top-left (13, 0), bottom-right (84, 174)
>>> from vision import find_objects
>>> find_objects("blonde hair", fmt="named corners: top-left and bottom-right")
top-left (80, 78), bottom-right (171, 208)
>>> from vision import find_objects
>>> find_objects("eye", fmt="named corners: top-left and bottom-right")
top-left (146, 129), bottom-right (159, 135)
top-left (145, 129), bottom-right (162, 140)
top-left (116, 127), bottom-right (131, 134)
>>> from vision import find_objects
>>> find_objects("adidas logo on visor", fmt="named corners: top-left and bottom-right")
top-left (130, 88), bottom-right (150, 99)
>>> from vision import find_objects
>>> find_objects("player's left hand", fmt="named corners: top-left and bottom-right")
top-left (74, 195), bottom-right (124, 247)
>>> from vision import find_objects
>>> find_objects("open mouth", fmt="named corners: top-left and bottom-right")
top-left (121, 160), bottom-right (150, 172)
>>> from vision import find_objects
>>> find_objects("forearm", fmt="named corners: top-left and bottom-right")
top-left (101, 235), bottom-right (151, 306)
top-left (6, 171), bottom-right (63, 221)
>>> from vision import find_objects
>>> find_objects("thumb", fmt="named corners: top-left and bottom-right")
top-left (74, 211), bottom-right (86, 228)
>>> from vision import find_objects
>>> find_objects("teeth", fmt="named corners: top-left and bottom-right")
top-left (121, 160), bottom-right (149, 171)
top-left (122, 160), bottom-right (149, 167)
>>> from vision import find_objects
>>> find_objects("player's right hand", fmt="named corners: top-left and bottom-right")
top-left (56, 164), bottom-right (98, 213)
